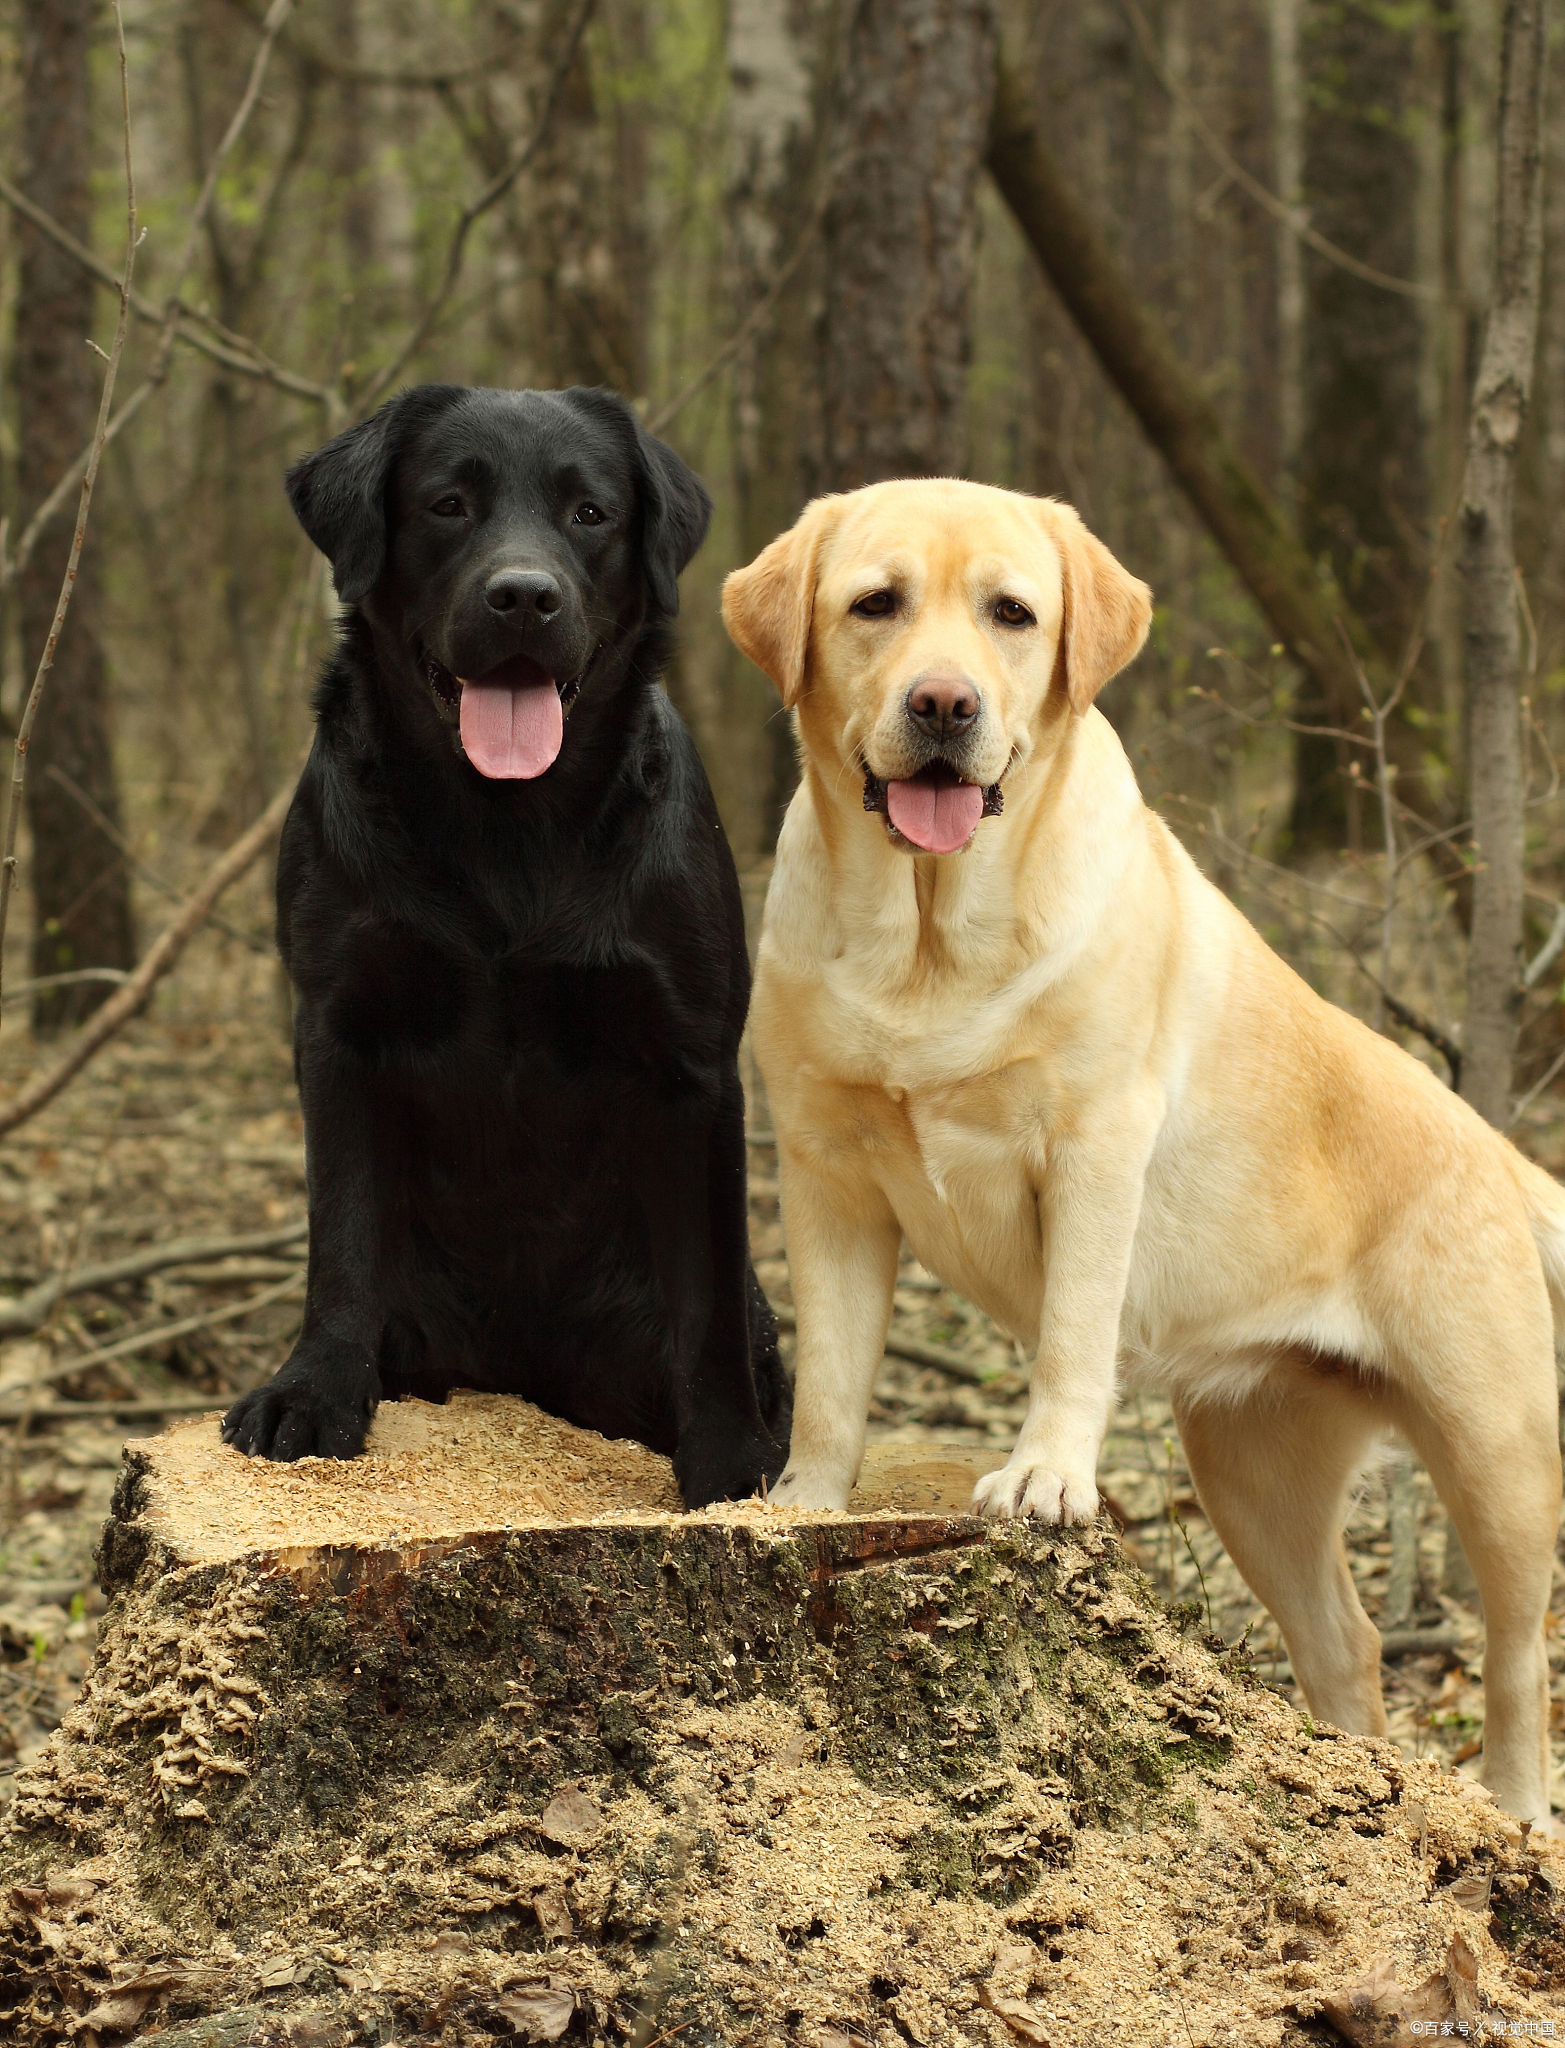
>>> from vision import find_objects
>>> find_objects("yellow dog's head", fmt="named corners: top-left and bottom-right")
top-left (722, 480), bottom-right (1151, 854)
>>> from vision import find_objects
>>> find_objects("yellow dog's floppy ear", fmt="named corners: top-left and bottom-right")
top-left (721, 498), bottom-right (837, 710)
top-left (1040, 501), bottom-right (1153, 715)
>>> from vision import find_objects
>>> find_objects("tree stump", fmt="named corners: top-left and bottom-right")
top-left (2, 1394), bottom-right (1561, 2046)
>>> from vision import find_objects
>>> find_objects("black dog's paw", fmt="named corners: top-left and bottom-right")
top-left (674, 1421), bottom-right (789, 1511)
top-left (222, 1356), bottom-right (376, 1462)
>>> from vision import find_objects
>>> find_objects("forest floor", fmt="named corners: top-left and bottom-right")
top-left (0, 898), bottom-right (1562, 1826)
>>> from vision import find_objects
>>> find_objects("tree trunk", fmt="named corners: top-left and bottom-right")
top-left (810, 0), bottom-right (997, 492)
top-left (1458, 0), bottom-right (1549, 1129)
top-left (16, 0), bottom-right (136, 1033)
top-left (528, 0), bottom-right (646, 395)
top-left (2, 1396), bottom-right (1554, 2044)
top-left (726, 0), bottom-right (829, 851)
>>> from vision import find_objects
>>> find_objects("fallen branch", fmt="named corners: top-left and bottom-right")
top-left (770, 1304), bottom-right (1021, 1389)
top-left (23, 1269), bottom-right (304, 1394)
top-left (0, 1219), bottom-right (307, 1337)
top-left (0, 1392), bottom-right (222, 1423)
top-left (46, 763), bottom-right (272, 954)
top-left (0, 775), bottom-right (295, 1142)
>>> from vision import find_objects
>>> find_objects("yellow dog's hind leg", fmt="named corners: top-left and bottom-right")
top-left (1173, 1368), bottom-right (1390, 1742)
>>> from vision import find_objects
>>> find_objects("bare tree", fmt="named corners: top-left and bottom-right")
top-left (809, 0), bottom-right (997, 492)
top-left (1460, 0), bottom-right (1551, 1127)
top-left (15, 0), bottom-right (136, 1031)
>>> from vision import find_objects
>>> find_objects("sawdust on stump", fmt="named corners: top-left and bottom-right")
top-left (0, 1394), bottom-right (1560, 2047)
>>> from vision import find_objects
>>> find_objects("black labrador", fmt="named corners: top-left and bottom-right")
top-left (221, 383), bottom-right (790, 1508)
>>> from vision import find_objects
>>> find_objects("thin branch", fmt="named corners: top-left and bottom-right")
top-left (644, 167), bottom-right (838, 437)
top-left (356, 0), bottom-right (598, 413)
top-left (1510, 1043), bottom-right (1565, 1125)
top-left (0, 1220), bottom-right (307, 1338)
top-left (0, 171), bottom-right (336, 407)
top-left (0, 4), bottom-right (140, 1023)
top-left (1523, 902), bottom-right (1565, 988)
top-left (45, 763), bottom-right (272, 954)
top-left (0, 775), bottom-right (296, 1141)
top-left (0, 376), bottom-right (158, 592)
top-left (0, 1392), bottom-right (227, 1422)
top-left (1, 969), bottom-right (128, 1008)
top-left (1119, 0), bottom-right (1438, 301)
top-left (28, 1268), bottom-right (304, 1392)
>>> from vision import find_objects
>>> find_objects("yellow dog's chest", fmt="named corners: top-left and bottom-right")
top-left (779, 988), bottom-right (1052, 1342)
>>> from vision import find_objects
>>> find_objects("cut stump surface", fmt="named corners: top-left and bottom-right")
top-left (2, 1394), bottom-right (1560, 2046)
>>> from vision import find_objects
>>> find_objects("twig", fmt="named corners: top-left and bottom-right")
top-left (0, 375), bottom-right (159, 592)
top-left (0, 173), bottom-right (336, 406)
top-left (1509, 1043), bottom-right (1565, 1126)
top-left (0, 2), bottom-right (140, 1023)
top-left (45, 764), bottom-right (272, 955)
top-left (31, 1269), bottom-right (304, 1391)
top-left (1118, 0), bottom-right (1438, 301)
top-left (1, 969), bottom-right (128, 1008)
top-left (0, 1219), bottom-right (307, 1337)
top-left (0, 776), bottom-right (296, 1141)
top-left (644, 165), bottom-right (838, 437)
top-left (356, 0), bottom-right (597, 412)
top-left (1522, 901), bottom-right (1565, 988)
top-left (0, 1393), bottom-right (226, 1424)
top-left (769, 1304), bottom-right (1021, 1390)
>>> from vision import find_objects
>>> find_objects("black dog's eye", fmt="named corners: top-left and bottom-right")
top-left (574, 503), bottom-right (606, 527)
top-left (994, 598), bottom-right (1035, 627)
top-left (851, 590), bottom-right (896, 619)
top-left (429, 495), bottom-right (466, 518)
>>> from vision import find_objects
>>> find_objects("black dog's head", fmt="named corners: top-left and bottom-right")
top-left (286, 385), bottom-right (711, 779)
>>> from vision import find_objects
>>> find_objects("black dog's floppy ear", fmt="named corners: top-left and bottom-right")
top-left (285, 385), bottom-right (466, 606)
top-left (560, 388), bottom-right (712, 616)
top-left (634, 419), bottom-right (712, 617)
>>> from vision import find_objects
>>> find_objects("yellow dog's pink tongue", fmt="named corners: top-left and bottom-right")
top-left (459, 677), bottom-right (562, 779)
top-left (886, 777), bottom-right (984, 853)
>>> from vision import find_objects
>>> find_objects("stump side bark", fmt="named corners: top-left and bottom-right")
top-left (2, 1398), bottom-right (1560, 2046)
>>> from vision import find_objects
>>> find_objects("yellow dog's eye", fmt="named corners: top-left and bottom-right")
top-left (994, 598), bottom-right (1034, 627)
top-left (851, 590), bottom-right (896, 619)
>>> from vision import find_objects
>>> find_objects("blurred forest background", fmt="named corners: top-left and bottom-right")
top-left (0, 0), bottom-right (1561, 1112)
top-left (0, 0), bottom-right (1563, 1810)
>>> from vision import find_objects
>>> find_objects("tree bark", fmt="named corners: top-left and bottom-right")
top-left (726, 0), bottom-right (829, 851)
top-left (810, 0), bottom-right (997, 492)
top-left (1458, 0), bottom-right (1550, 1129)
top-left (16, 0), bottom-right (136, 1033)
top-left (528, 0), bottom-right (647, 395)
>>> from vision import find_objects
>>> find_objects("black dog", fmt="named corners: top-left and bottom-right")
top-left (221, 384), bottom-right (790, 1507)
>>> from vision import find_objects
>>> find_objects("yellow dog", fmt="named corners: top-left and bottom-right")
top-left (723, 477), bottom-right (1564, 1829)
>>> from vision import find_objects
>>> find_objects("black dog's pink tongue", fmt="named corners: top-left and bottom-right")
top-left (459, 672), bottom-right (562, 779)
top-left (885, 777), bottom-right (984, 853)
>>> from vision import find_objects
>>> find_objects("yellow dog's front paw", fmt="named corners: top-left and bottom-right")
top-left (768, 1465), bottom-right (852, 1512)
top-left (971, 1457), bottom-right (1099, 1525)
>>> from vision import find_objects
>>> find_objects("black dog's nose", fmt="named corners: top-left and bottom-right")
top-left (906, 670), bottom-right (981, 741)
top-left (485, 569), bottom-right (562, 617)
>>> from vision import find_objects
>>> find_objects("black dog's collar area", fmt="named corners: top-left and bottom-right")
top-left (420, 647), bottom-right (584, 727)
top-left (861, 761), bottom-right (1004, 826)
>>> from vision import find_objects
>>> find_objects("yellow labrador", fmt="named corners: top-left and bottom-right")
top-left (722, 478), bottom-right (1565, 1829)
